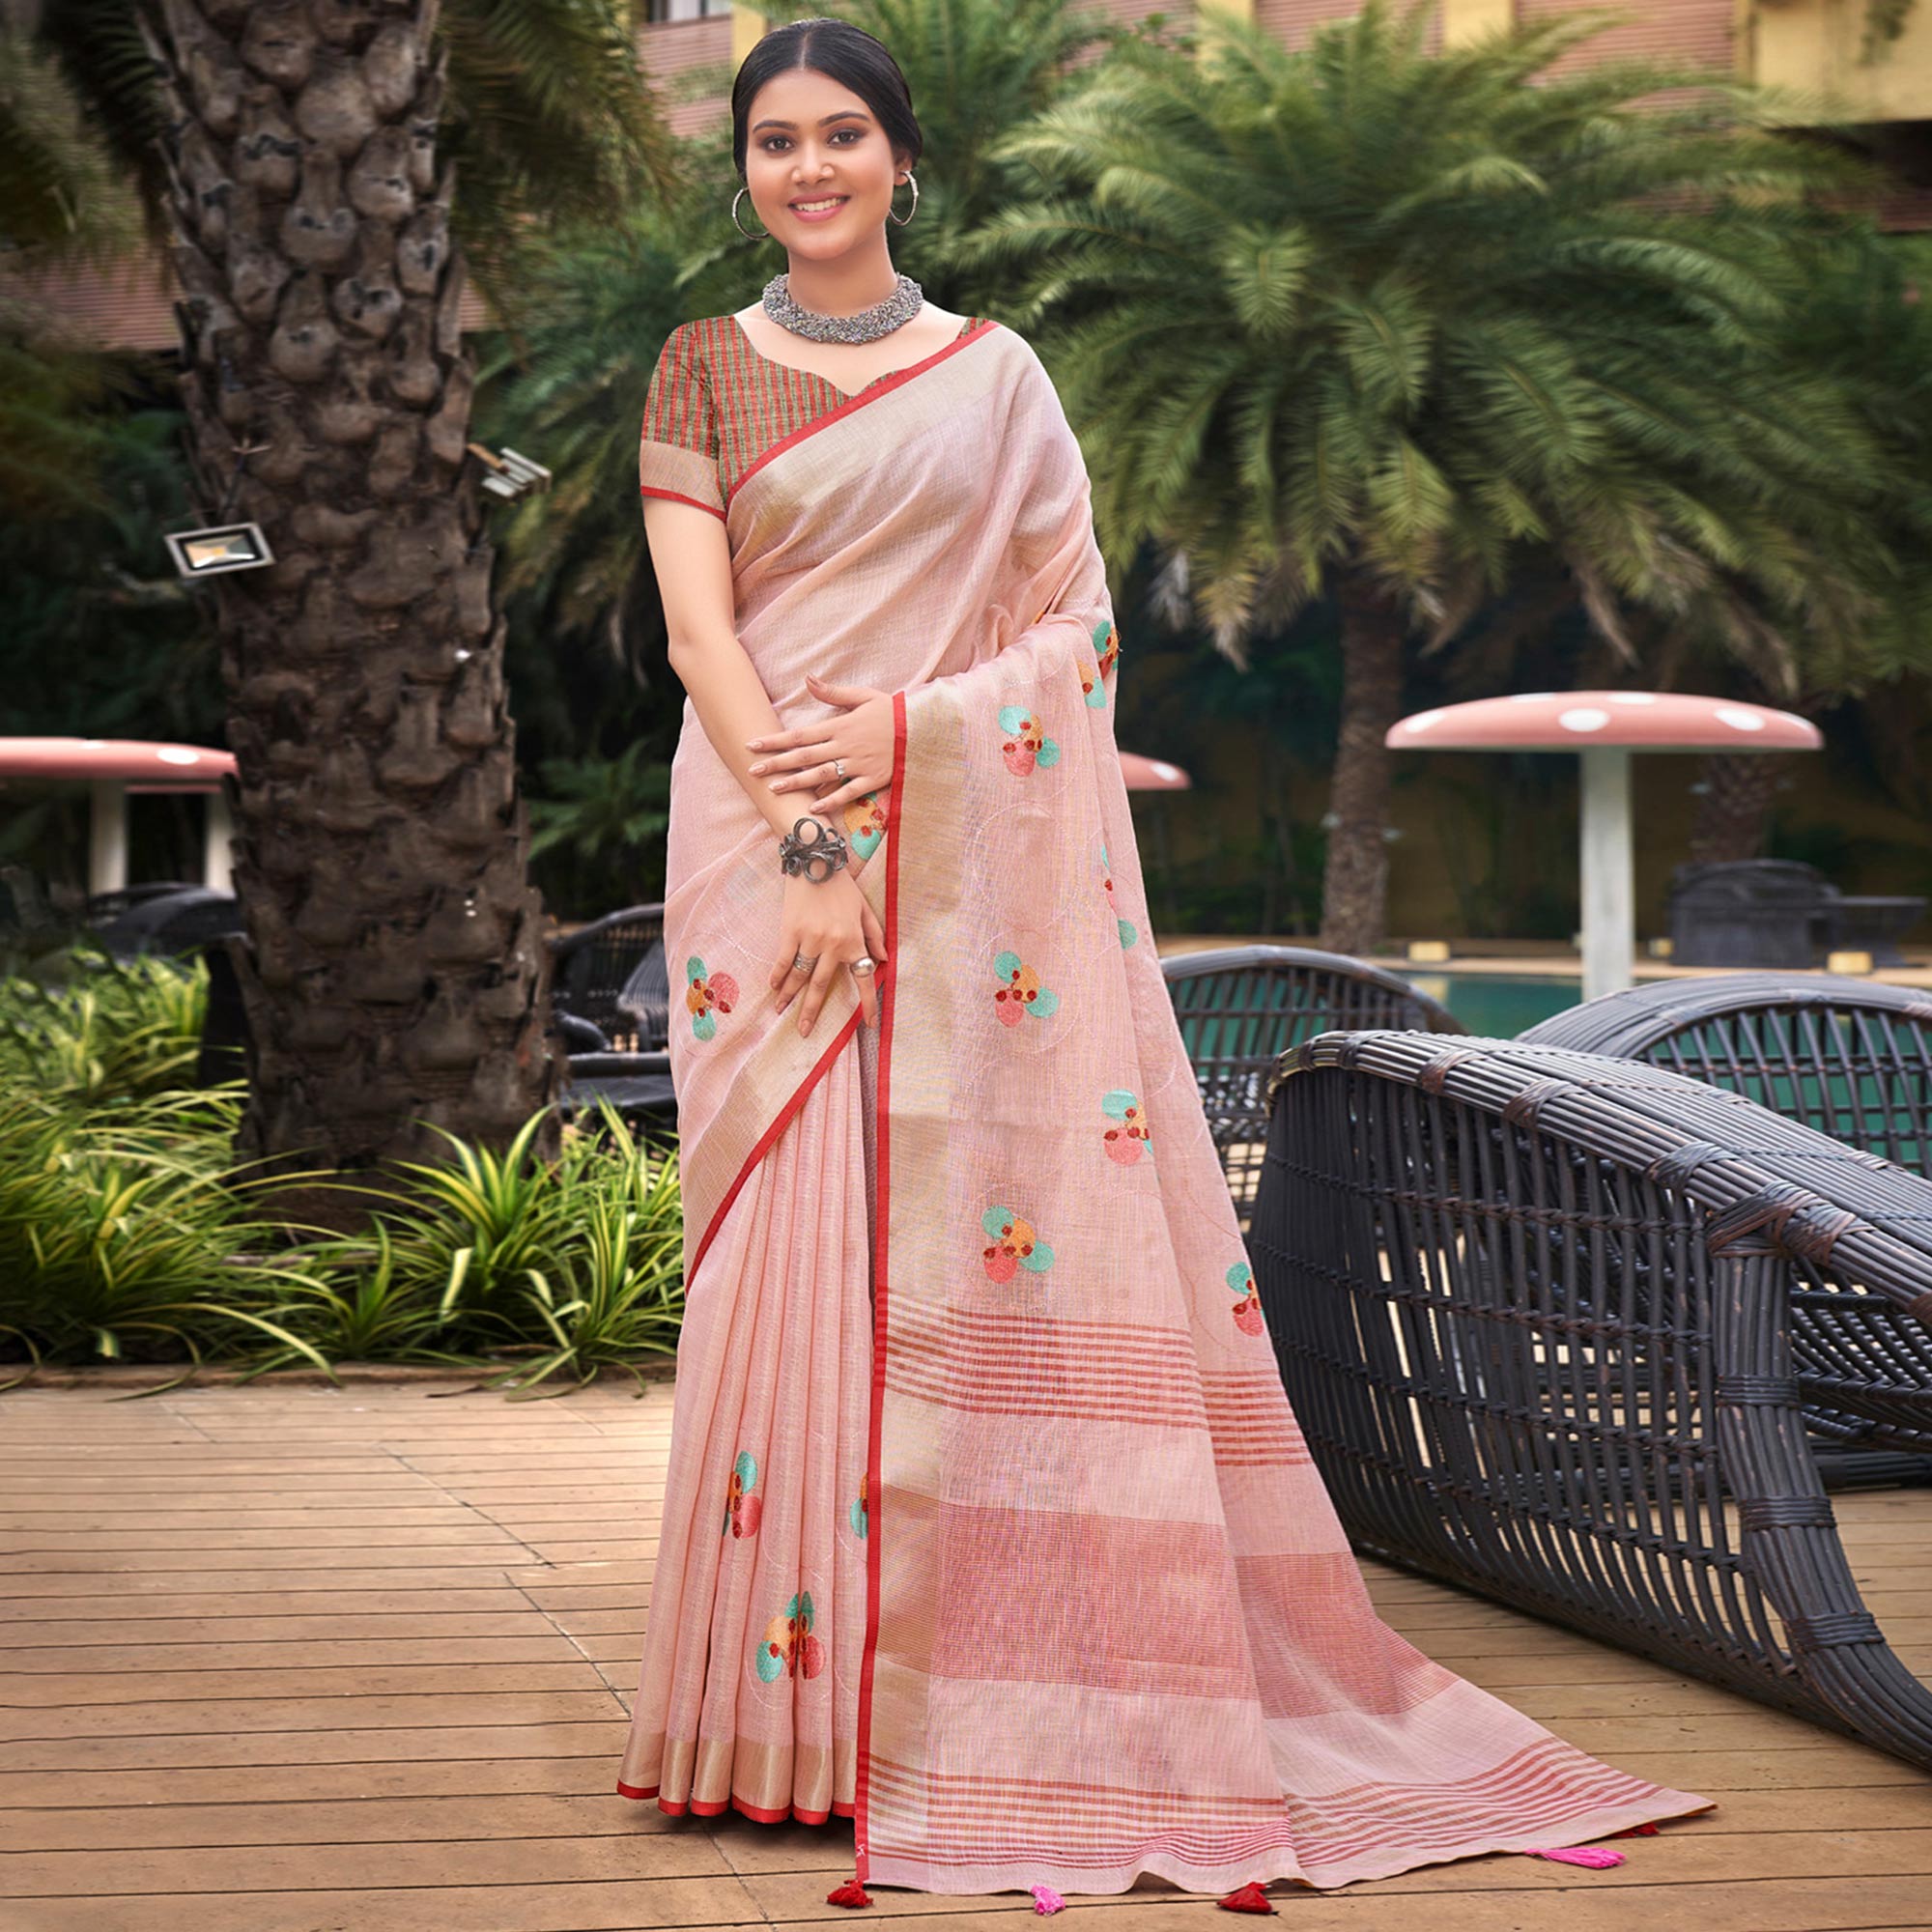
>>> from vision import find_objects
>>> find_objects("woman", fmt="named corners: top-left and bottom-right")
top-left (618, 14), bottom-right (1713, 1902)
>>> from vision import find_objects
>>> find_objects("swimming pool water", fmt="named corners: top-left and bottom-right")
top-left (1395, 971), bottom-right (1588, 1037)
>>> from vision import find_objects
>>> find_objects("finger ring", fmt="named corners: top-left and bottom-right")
top-left (849, 957), bottom-right (875, 976)
top-left (792, 952), bottom-right (818, 972)
top-left (832, 756), bottom-right (847, 781)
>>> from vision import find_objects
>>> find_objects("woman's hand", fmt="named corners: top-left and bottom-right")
top-left (770, 871), bottom-right (889, 1036)
top-left (746, 671), bottom-right (895, 818)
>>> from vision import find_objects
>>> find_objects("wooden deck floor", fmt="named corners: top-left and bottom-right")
top-left (2, 1381), bottom-right (1928, 1932)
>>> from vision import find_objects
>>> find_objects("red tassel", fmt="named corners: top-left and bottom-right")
top-left (1216, 1881), bottom-right (1276, 1912)
top-left (827, 1876), bottom-right (874, 1907)
top-left (1521, 1846), bottom-right (1626, 1868)
top-left (1608, 1823), bottom-right (1659, 1838)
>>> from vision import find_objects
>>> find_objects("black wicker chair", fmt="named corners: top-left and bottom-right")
top-left (1160, 945), bottom-right (1465, 1231)
top-left (92, 886), bottom-right (243, 962)
top-left (1252, 1028), bottom-right (1932, 1771)
top-left (1521, 975), bottom-right (1932, 1473)
top-left (550, 903), bottom-right (667, 1052)
top-left (551, 1009), bottom-right (676, 1135)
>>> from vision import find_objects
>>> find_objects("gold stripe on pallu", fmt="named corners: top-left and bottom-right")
top-left (678, 836), bottom-right (892, 1283)
top-left (871, 677), bottom-right (967, 1510)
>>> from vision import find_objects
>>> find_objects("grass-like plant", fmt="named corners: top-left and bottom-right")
top-left (0, 942), bottom-right (689, 1394)
top-left (479, 1102), bottom-right (685, 1396)
top-left (0, 1085), bottom-right (331, 1390)
top-left (0, 941), bottom-right (208, 1106)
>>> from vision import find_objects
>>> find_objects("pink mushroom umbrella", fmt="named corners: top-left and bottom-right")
top-left (1119, 751), bottom-right (1192, 791)
top-left (1385, 692), bottom-right (1822, 1002)
top-left (0, 738), bottom-right (238, 895)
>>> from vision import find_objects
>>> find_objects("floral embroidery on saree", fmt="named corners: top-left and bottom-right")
top-left (1082, 616), bottom-right (1122, 706)
top-left (1102, 1089), bottom-right (1151, 1164)
top-left (724, 1449), bottom-right (762, 1538)
top-left (1228, 1261), bottom-right (1264, 1335)
top-left (843, 790), bottom-right (888, 859)
top-left (755, 1591), bottom-right (824, 1683)
top-left (684, 956), bottom-right (738, 1040)
top-left (980, 1205), bottom-right (1055, 1282)
top-left (848, 1471), bottom-right (868, 1539)
top-left (997, 702), bottom-right (1061, 775)
top-left (992, 950), bottom-right (1060, 1026)
top-left (1096, 841), bottom-right (1137, 948)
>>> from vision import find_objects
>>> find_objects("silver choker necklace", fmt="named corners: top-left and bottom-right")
top-left (761, 270), bottom-right (923, 344)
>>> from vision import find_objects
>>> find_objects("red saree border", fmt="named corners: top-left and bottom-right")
top-left (616, 1778), bottom-right (855, 1824)
top-left (725, 319), bottom-right (1003, 514)
top-left (854, 689), bottom-right (906, 1886)
top-left (683, 998), bottom-right (864, 1288)
top-left (639, 482), bottom-right (727, 524)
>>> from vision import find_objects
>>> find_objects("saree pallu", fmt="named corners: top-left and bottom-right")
top-left (619, 319), bottom-right (1714, 1893)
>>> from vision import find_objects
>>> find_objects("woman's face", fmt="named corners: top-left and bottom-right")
top-left (742, 67), bottom-right (908, 259)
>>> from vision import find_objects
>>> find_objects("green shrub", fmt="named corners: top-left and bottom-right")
top-left (0, 942), bottom-right (687, 1391)
top-left (0, 1084), bottom-right (328, 1387)
top-left (0, 941), bottom-right (207, 1106)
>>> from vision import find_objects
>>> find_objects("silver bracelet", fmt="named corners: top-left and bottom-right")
top-left (777, 814), bottom-right (849, 883)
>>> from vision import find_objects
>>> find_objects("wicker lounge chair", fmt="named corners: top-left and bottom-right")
top-left (1521, 976), bottom-right (1932, 1471)
top-left (550, 903), bottom-right (667, 1052)
top-left (552, 1009), bottom-right (675, 1135)
top-left (1252, 1028), bottom-right (1932, 1771)
top-left (1161, 944), bottom-right (1465, 1231)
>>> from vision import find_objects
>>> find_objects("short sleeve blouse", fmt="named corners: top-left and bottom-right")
top-left (639, 323), bottom-right (725, 522)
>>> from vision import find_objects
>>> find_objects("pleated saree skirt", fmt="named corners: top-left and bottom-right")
top-left (618, 1013), bottom-right (880, 1823)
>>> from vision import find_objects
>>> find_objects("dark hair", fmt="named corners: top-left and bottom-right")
top-left (730, 16), bottom-right (923, 182)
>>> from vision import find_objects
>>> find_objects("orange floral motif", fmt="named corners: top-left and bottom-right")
top-left (843, 790), bottom-right (887, 860)
top-left (998, 703), bottom-right (1061, 776)
top-left (724, 1449), bottom-right (762, 1538)
top-left (1229, 1262), bottom-right (1264, 1336)
top-left (754, 1590), bottom-right (824, 1683)
top-left (686, 955), bottom-right (739, 1040)
top-left (980, 1204), bottom-right (1056, 1282)
top-left (1102, 1090), bottom-right (1151, 1165)
top-left (1081, 616), bottom-right (1122, 706)
top-left (992, 950), bottom-right (1061, 1027)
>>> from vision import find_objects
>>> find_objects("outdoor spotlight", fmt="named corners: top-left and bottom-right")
top-left (163, 522), bottom-right (276, 579)
top-left (468, 442), bottom-right (554, 502)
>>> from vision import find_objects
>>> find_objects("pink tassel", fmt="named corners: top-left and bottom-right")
top-left (1521, 1845), bottom-right (1626, 1868)
top-left (1030, 1883), bottom-right (1065, 1914)
top-left (827, 1875), bottom-right (874, 1907)
top-left (1216, 1881), bottom-right (1276, 1912)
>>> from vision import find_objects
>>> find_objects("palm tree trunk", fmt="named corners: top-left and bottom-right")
top-left (1318, 575), bottom-right (1406, 957)
top-left (142, 0), bottom-right (556, 1216)
top-left (1688, 752), bottom-right (1789, 864)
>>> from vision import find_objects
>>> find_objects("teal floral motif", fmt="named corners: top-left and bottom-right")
top-left (993, 950), bottom-right (1061, 1027)
top-left (1229, 1260), bottom-right (1264, 1336)
top-left (842, 790), bottom-right (887, 860)
top-left (754, 1590), bottom-right (824, 1683)
top-left (1097, 842), bottom-right (1137, 948)
top-left (724, 1448), bottom-right (761, 1538)
top-left (981, 1204), bottom-right (1055, 1282)
top-left (1082, 616), bottom-right (1121, 707)
top-left (848, 1470), bottom-right (868, 1538)
top-left (685, 955), bottom-right (740, 1040)
top-left (998, 703), bottom-right (1061, 776)
top-left (1102, 1090), bottom-right (1151, 1166)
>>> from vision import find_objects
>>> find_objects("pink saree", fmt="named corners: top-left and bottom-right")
top-left (618, 316), bottom-right (1714, 1894)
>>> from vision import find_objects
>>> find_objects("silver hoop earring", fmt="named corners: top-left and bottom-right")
top-left (731, 186), bottom-right (772, 241)
top-left (887, 172), bottom-right (919, 227)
